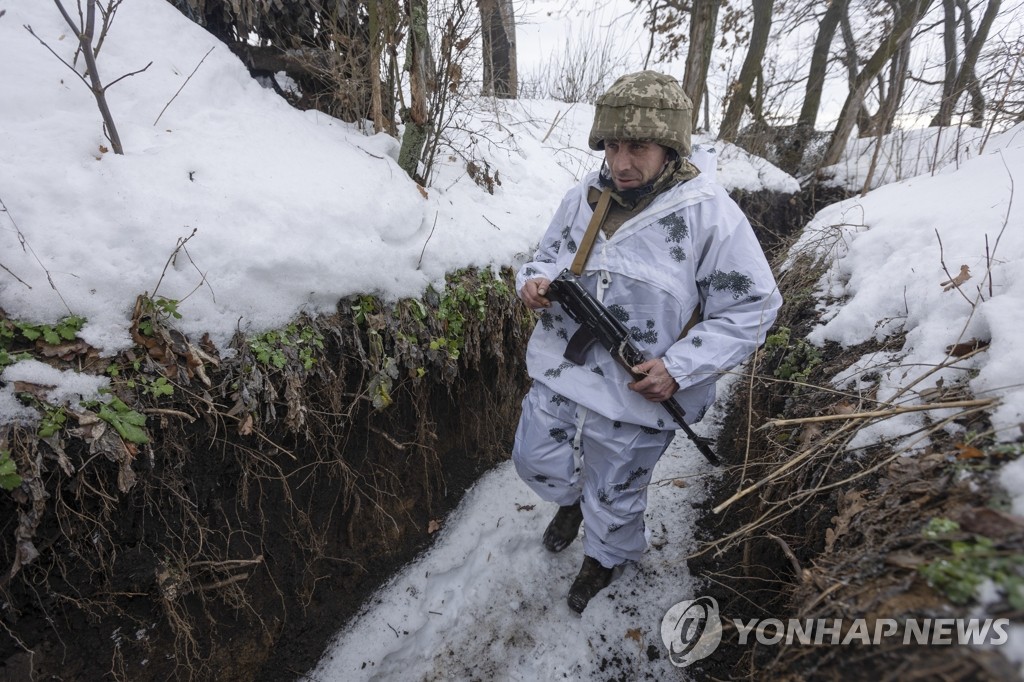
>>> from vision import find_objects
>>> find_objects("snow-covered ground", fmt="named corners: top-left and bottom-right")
top-left (302, 395), bottom-right (724, 682)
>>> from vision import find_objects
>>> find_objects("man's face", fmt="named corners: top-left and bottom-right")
top-left (603, 140), bottom-right (669, 191)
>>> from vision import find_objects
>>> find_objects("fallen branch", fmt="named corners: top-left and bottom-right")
top-left (757, 398), bottom-right (997, 431)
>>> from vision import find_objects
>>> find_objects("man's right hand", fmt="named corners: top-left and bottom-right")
top-left (520, 278), bottom-right (552, 310)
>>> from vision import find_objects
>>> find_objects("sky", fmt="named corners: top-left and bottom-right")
top-left (2, 0), bottom-right (1024, 678)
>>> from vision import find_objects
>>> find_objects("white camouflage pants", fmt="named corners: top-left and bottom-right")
top-left (512, 382), bottom-right (674, 569)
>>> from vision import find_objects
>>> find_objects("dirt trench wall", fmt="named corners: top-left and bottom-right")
top-left (685, 195), bottom-right (1021, 680)
top-left (0, 269), bottom-right (532, 682)
top-left (0, 181), bottom-right (828, 682)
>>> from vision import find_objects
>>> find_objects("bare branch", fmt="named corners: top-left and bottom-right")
top-left (22, 24), bottom-right (90, 88)
top-left (102, 60), bottom-right (152, 91)
top-left (154, 46), bottom-right (215, 126)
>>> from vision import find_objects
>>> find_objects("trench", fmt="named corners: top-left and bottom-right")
top-left (0, 184), bottom-right (826, 682)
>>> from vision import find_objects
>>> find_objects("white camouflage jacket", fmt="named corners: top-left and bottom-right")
top-left (515, 148), bottom-right (783, 430)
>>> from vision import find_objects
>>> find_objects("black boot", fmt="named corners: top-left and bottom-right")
top-left (542, 501), bottom-right (583, 553)
top-left (567, 555), bottom-right (614, 613)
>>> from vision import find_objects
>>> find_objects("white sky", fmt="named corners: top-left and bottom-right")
top-left (2, 0), bottom-right (1024, 677)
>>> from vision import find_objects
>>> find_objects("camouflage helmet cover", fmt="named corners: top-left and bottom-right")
top-left (589, 71), bottom-right (693, 159)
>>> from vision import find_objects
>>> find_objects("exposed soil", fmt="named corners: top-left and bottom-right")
top-left (11, 179), bottom-right (1016, 682)
top-left (0, 270), bottom-right (531, 682)
top-left (686, 233), bottom-right (1024, 681)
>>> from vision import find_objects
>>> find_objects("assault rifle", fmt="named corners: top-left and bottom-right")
top-left (545, 269), bottom-right (720, 466)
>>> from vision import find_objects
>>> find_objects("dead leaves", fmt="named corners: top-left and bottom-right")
top-left (939, 264), bottom-right (971, 291)
top-left (825, 489), bottom-right (867, 555)
top-left (945, 338), bottom-right (989, 358)
top-left (67, 409), bottom-right (137, 493)
top-left (131, 294), bottom-right (219, 387)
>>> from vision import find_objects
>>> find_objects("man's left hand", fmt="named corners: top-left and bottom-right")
top-left (627, 358), bottom-right (679, 402)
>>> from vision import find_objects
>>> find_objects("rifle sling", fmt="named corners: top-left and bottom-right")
top-left (570, 187), bottom-right (612, 276)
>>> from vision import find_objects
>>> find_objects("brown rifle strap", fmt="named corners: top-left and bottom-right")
top-left (679, 303), bottom-right (703, 339)
top-left (570, 187), bottom-right (612, 276)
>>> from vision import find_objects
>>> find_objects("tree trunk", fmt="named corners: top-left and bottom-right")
top-left (879, 35), bottom-right (912, 134)
top-left (797, 0), bottom-right (846, 132)
top-left (478, 0), bottom-right (517, 98)
top-left (822, 0), bottom-right (934, 167)
top-left (367, 0), bottom-right (386, 133)
top-left (398, 0), bottom-right (434, 182)
top-left (929, 0), bottom-right (959, 126)
top-left (681, 0), bottom-right (720, 130)
top-left (718, 0), bottom-right (774, 142)
top-left (932, 0), bottom-right (1000, 126)
top-left (777, 0), bottom-right (845, 173)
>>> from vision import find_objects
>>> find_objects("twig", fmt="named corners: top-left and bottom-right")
top-left (0, 262), bottom-right (31, 289)
top-left (194, 572), bottom-right (249, 593)
top-left (102, 61), bottom-right (152, 91)
top-left (0, 193), bottom-right (72, 313)
top-left (154, 46), bottom-right (215, 126)
top-left (540, 108), bottom-right (564, 144)
top-left (192, 555), bottom-right (264, 568)
top-left (23, 24), bottom-right (88, 87)
top-left (416, 213), bottom-right (439, 270)
top-left (142, 408), bottom-right (196, 422)
top-left (757, 398), bottom-right (996, 431)
top-left (767, 533), bottom-right (803, 578)
top-left (934, 229), bottom-right (975, 306)
top-left (368, 424), bottom-right (408, 452)
top-left (151, 228), bottom-right (198, 298)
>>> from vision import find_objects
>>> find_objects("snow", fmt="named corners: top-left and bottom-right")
top-left (3, 0), bottom-right (1024, 677)
top-left (788, 122), bottom-right (1024, 448)
top-left (302, 400), bottom-right (719, 682)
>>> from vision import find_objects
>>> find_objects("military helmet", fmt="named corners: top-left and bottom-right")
top-left (589, 71), bottom-right (693, 159)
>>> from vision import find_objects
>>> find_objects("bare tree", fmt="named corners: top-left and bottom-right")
top-left (821, 0), bottom-right (934, 167)
top-left (681, 0), bottom-right (721, 129)
top-left (478, 0), bottom-right (517, 98)
top-left (930, 0), bottom-right (1001, 127)
top-left (718, 0), bottom-right (775, 142)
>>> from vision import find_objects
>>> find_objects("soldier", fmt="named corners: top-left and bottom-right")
top-left (513, 71), bottom-right (782, 613)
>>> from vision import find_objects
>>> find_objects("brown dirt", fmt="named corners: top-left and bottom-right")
top-left (685, 240), bottom-right (1024, 681)
top-left (0, 269), bottom-right (531, 682)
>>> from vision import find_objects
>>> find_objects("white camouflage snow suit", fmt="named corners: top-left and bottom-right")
top-left (512, 146), bottom-right (782, 568)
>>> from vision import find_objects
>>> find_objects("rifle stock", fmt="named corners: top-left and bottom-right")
top-left (545, 269), bottom-right (720, 466)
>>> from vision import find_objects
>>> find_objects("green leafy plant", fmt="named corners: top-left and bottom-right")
top-left (1, 315), bottom-right (86, 365)
top-left (80, 396), bottom-right (150, 444)
top-left (126, 375), bottom-right (174, 398)
top-left (38, 405), bottom-right (67, 438)
top-left (763, 326), bottom-right (821, 383)
top-left (351, 296), bottom-right (378, 325)
top-left (99, 398), bottom-right (150, 444)
top-left (919, 517), bottom-right (1024, 610)
top-left (428, 269), bottom-right (507, 359)
top-left (137, 296), bottom-right (182, 336)
top-left (248, 323), bottom-right (325, 371)
top-left (0, 348), bottom-right (31, 369)
top-left (0, 450), bottom-right (21, 491)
